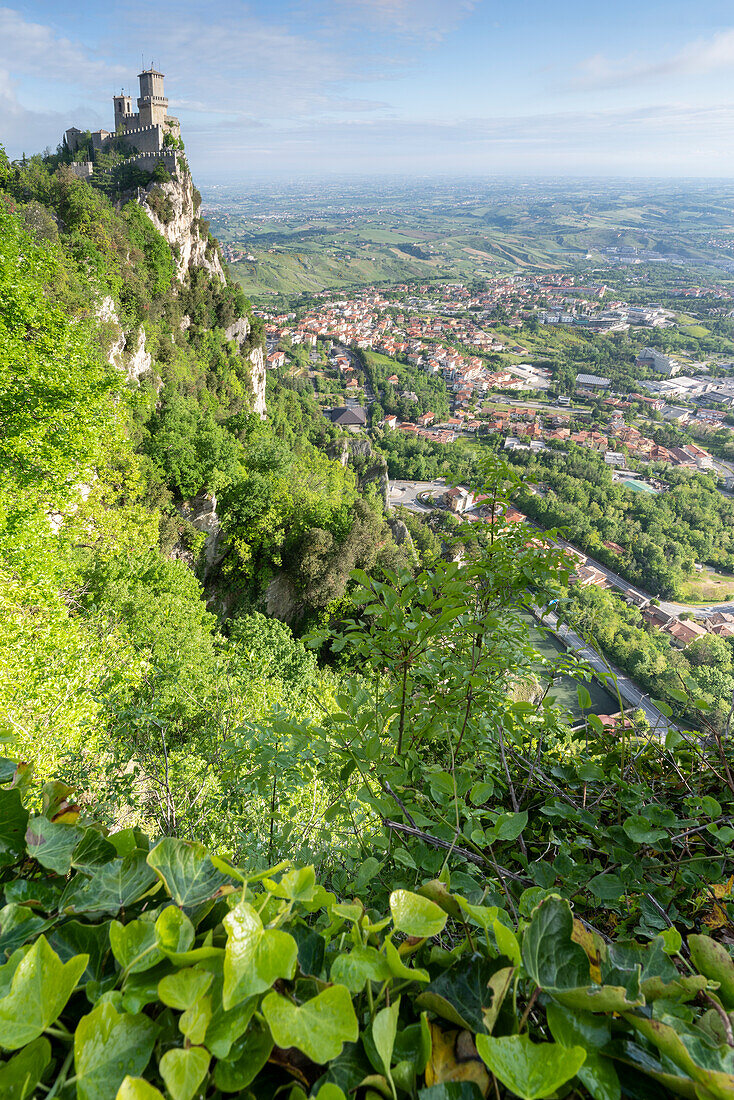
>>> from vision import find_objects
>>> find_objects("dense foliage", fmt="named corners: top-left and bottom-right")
top-left (3, 144), bottom-right (734, 1100)
top-left (1, 765), bottom-right (734, 1100)
top-left (511, 446), bottom-right (734, 598)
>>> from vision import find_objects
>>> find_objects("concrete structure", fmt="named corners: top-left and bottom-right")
top-left (636, 347), bottom-right (680, 378)
top-left (64, 68), bottom-right (180, 161)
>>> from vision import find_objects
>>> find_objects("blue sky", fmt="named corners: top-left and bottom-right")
top-left (3, 1), bottom-right (734, 177)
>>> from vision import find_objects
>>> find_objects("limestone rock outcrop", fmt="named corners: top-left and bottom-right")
top-left (96, 296), bottom-right (152, 383)
top-left (141, 163), bottom-right (225, 283)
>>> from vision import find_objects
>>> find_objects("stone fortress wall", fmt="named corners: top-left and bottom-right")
top-left (64, 68), bottom-right (180, 161)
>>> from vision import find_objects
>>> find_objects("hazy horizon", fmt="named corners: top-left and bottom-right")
top-left (4, 1), bottom-right (734, 178)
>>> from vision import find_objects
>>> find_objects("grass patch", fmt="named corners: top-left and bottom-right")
top-left (677, 565), bottom-right (734, 603)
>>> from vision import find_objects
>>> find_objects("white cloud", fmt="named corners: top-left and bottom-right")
top-left (573, 28), bottom-right (734, 90)
top-left (333, 0), bottom-right (479, 42)
top-left (0, 7), bottom-right (125, 86)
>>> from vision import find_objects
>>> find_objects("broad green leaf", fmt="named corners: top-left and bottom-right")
top-left (493, 919), bottom-right (521, 967)
top-left (689, 935), bottom-right (734, 1009)
top-left (622, 817), bottom-right (668, 846)
top-left (48, 919), bottom-right (111, 985)
top-left (372, 998), bottom-right (400, 1075)
top-left (418, 956), bottom-right (508, 1032)
top-left (147, 838), bottom-right (233, 908)
top-left (204, 983), bottom-right (257, 1059)
top-left (545, 1002), bottom-right (619, 1100)
top-left (330, 945), bottom-right (392, 991)
top-left (213, 1023), bottom-right (272, 1092)
top-left (577, 685), bottom-right (592, 710)
top-left (25, 816), bottom-right (80, 874)
top-left (470, 782), bottom-right (493, 806)
top-left (158, 967), bottom-right (212, 1010)
top-left (155, 906), bottom-right (195, 955)
top-left (394, 1015), bottom-right (432, 1074)
top-left (0, 904), bottom-right (54, 957)
top-left (110, 920), bottom-right (162, 975)
top-left (476, 1034), bottom-right (586, 1100)
top-left (521, 895), bottom-right (589, 992)
top-left (314, 1086), bottom-right (348, 1100)
top-left (265, 865), bottom-right (316, 902)
top-left (74, 1001), bottom-right (158, 1100)
top-left (223, 900), bottom-right (297, 1008)
top-left (179, 994), bottom-right (212, 1044)
top-left (0, 789), bottom-right (29, 869)
top-left (0, 1036), bottom-right (51, 1099)
top-left (159, 1047), bottom-right (210, 1100)
top-left (61, 853), bottom-right (157, 916)
top-left (0, 935), bottom-right (88, 1049)
top-left (72, 829), bottom-right (118, 874)
top-left (492, 811), bottom-right (528, 841)
top-left (262, 985), bottom-right (358, 1063)
top-left (116, 1079), bottom-right (165, 1100)
top-left (390, 890), bottom-right (447, 938)
top-left (384, 937), bottom-right (429, 983)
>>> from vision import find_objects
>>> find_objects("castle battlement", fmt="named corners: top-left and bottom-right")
top-left (65, 67), bottom-right (180, 160)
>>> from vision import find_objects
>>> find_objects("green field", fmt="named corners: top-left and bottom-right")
top-left (204, 179), bottom-right (734, 302)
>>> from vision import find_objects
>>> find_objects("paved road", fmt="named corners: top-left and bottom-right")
top-left (553, 536), bottom-right (734, 619)
top-left (388, 479), bottom-right (446, 511)
top-left (541, 610), bottom-right (680, 737)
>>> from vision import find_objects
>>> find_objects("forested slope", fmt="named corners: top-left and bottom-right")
top-left (1, 145), bottom-right (734, 1100)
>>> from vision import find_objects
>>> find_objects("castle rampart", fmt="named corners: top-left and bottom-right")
top-left (64, 68), bottom-right (180, 160)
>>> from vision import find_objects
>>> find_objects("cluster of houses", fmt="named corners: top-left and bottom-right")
top-left (477, 406), bottom-right (718, 472)
top-left (563, 548), bottom-right (734, 647)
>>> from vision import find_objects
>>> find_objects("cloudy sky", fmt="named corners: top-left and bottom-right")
top-left (3, 0), bottom-right (734, 177)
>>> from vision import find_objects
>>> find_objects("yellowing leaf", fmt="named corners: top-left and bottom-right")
top-left (424, 1023), bottom-right (490, 1096)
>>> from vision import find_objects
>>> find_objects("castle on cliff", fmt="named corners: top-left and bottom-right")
top-left (64, 68), bottom-right (181, 173)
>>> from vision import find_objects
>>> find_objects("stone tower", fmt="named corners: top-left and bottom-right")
top-left (137, 68), bottom-right (168, 128)
top-left (113, 92), bottom-right (133, 130)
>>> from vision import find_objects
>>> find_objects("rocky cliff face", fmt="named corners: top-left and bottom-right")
top-left (224, 317), bottom-right (267, 419)
top-left (141, 162), bottom-right (225, 284)
top-left (97, 296), bottom-right (153, 383)
top-left (330, 435), bottom-right (388, 506)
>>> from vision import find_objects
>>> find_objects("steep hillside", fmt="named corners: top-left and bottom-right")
top-left (0, 145), bottom-right (412, 806)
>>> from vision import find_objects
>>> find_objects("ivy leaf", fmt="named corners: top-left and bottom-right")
top-left (110, 919), bottom-right (163, 975)
top-left (372, 997), bottom-right (400, 1075)
top-left (261, 985), bottom-right (359, 1063)
top-left (390, 890), bottom-right (447, 937)
top-left (522, 896), bottom-right (590, 993)
top-left (155, 906), bottom-right (195, 955)
top-left (48, 919), bottom-right (112, 984)
top-left (0, 935), bottom-right (88, 1049)
top-left (74, 1001), bottom-right (158, 1100)
top-left (72, 829), bottom-right (118, 874)
top-left (417, 955), bottom-right (501, 1032)
top-left (493, 920), bottom-right (521, 967)
top-left (147, 838), bottom-right (234, 909)
top-left (158, 967), bottom-right (213, 1010)
top-left (0, 1036), bottom-right (51, 1099)
top-left (116, 1078), bottom-right (165, 1100)
top-left (213, 1022), bottom-right (273, 1092)
top-left (330, 945), bottom-right (392, 992)
top-left (222, 900), bottom-right (298, 1008)
top-left (622, 817), bottom-right (669, 846)
top-left (61, 852), bottom-right (157, 916)
top-left (159, 1047), bottom-right (210, 1100)
top-left (0, 789), bottom-right (29, 869)
top-left (25, 816), bottom-right (81, 874)
top-left (476, 1034), bottom-right (586, 1100)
